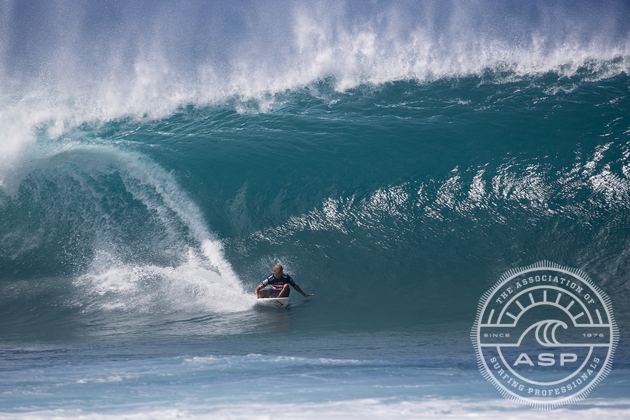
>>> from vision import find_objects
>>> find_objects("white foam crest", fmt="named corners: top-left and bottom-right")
top-left (289, 3), bottom-right (630, 87)
top-left (1, 1), bottom-right (629, 167)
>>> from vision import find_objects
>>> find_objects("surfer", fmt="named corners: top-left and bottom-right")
top-left (255, 264), bottom-right (313, 298)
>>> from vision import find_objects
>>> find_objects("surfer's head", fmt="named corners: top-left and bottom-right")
top-left (273, 264), bottom-right (283, 278)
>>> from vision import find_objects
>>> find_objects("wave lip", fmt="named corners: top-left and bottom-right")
top-left (1, 1), bottom-right (630, 163)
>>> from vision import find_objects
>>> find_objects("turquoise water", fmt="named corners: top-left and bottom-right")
top-left (1, 1), bottom-right (630, 418)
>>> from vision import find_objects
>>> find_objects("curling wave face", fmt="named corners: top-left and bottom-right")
top-left (0, 141), bottom-right (253, 340)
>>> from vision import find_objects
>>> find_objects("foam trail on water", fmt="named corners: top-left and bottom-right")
top-left (0, 399), bottom-right (627, 420)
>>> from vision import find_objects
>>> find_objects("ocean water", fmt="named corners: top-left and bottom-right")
top-left (1, 1), bottom-right (630, 418)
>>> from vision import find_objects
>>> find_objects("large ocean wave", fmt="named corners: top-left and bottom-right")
top-left (1, 1), bottom-right (630, 341)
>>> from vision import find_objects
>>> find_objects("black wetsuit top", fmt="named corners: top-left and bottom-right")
top-left (262, 274), bottom-right (295, 292)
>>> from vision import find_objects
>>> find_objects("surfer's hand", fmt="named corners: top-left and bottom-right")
top-left (303, 293), bottom-right (313, 297)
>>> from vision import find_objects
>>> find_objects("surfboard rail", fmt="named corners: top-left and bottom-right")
top-left (256, 297), bottom-right (289, 308)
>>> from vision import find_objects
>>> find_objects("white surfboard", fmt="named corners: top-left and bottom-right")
top-left (256, 297), bottom-right (289, 308)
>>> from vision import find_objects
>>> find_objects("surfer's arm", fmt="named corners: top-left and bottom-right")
top-left (292, 283), bottom-right (313, 297)
top-left (255, 283), bottom-right (264, 296)
top-left (255, 277), bottom-right (271, 296)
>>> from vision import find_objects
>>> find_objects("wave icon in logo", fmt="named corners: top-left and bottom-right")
top-left (471, 261), bottom-right (618, 409)
top-left (530, 320), bottom-right (566, 347)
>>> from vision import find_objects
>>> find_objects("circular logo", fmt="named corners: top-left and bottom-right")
top-left (471, 261), bottom-right (618, 409)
